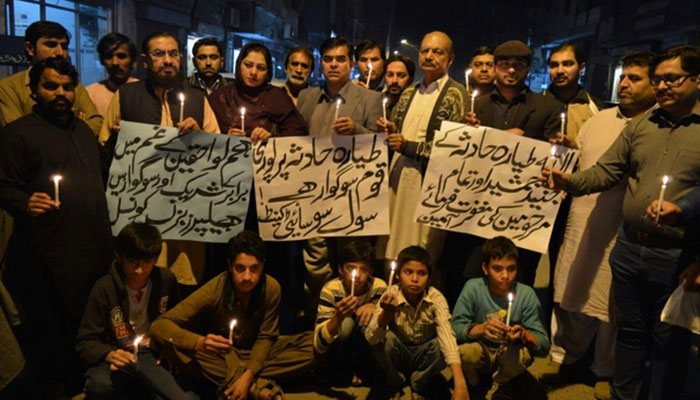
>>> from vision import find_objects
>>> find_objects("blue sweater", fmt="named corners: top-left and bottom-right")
top-left (451, 277), bottom-right (549, 357)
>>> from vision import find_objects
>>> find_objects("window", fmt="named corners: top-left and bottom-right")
top-left (7, 0), bottom-right (112, 85)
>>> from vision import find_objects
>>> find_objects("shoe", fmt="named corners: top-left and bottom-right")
top-left (594, 378), bottom-right (612, 400)
top-left (538, 359), bottom-right (577, 385)
top-left (490, 382), bottom-right (514, 400)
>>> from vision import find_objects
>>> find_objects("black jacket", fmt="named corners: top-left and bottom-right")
top-left (75, 262), bottom-right (181, 366)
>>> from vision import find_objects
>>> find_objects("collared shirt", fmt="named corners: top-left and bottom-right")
top-left (569, 101), bottom-right (700, 241)
top-left (126, 279), bottom-right (152, 336)
top-left (187, 73), bottom-right (232, 95)
top-left (308, 80), bottom-right (352, 137)
top-left (86, 77), bottom-right (139, 117)
top-left (401, 74), bottom-right (449, 142)
top-left (365, 285), bottom-right (461, 365)
top-left (489, 87), bottom-right (528, 130)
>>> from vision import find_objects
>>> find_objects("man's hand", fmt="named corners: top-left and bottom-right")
top-left (109, 121), bottom-right (121, 137)
top-left (504, 128), bottom-right (525, 136)
top-left (223, 369), bottom-right (254, 400)
top-left (195, 334), bottom-right (233, 354)
top-left (679, 262), bottom-right (700, 292)
top-left (227, 127), bottom-right (246, 137)
top-left (646, 200), bottom-right (682, 226)
top-left (549, 131), bottom-right (577, 149)
top-left (377, 117), bottom-right (397, 134)
top-left (76, 111), bottom-right (87, 121)
top-left (539, 167), bottom-right (570, 191)
top-left (333, 117), bottom-right (356, 135)
top-left (464, 111), bottom-right (480, 127)
top-left (176, 117), bottom-right (201, 134)
top-left (355, 303), bottom-right (376, 326)
top-left (27, 192), bottom-right (59, 216)
top-left (105, 349), bottom-right (136, 371)
top-left (250, 127), bottom-right (272, 143)
top-left (386, 133), bottom-right (406, 152)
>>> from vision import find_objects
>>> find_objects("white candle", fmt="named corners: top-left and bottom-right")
top-left (560, 112), bottom-right (566, 137)
top-left (548, 145), bottom-right (557, 185)
top-left (133, 335), bottom-right (144, 359)
top-left (505, 293), bottom-right (514, 327)
top-left (350, 268), bottom-right (357, 297)
top-left (656, 175), bottom-right (669, 224)
top-left (366, 63), bottom-right (373, 87)
top-left (52, 175), bottom-right (62, 204)
top-left (334, 98), bottom-right (342, 122)
top-left (228, 319), bottom-right (237, 342)
top-left (387, 260), bottom-right (396, 288)
top-left (178, 93), bottom-right (185, 123)
top-left (240, 107), bottom-right (246, 134)
top-left (465, 68), bottom-right (472, 93)
top-left (382, 97), bottom-right (388, 121)
top-left (470, 90), bottom-right (478, 114)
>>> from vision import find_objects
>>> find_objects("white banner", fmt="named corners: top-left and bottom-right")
top-left (253, 134), bottom-right (390, 241)
top-left (415, 121), bottom-right (579, 253)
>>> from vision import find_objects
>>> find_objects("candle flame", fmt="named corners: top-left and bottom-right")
top-left (466, 68), bottom-right (472, 75)
top-left (336, 98), bottom-right (342, 107)
top-left (662, 175), bottom-right (669, 185)
top-left (134, 335), bottom-right (144, 347)
top-left (551, 146), bottom-right (556, 156)
top-left (390, 260), bottom-right (396, 272)
top-left (382, 97), bottom-right (388, 105)
top-left (472, 90), bottom-right (478, 98)
top-left (560, 112), bottom-right (566, 120)
top-left (352, 268), bottom-right (357, 279)
top-left (178, 93), bottom-right (184, 102)
top-left (52, 174), bottom-right (63, 184)
top-left (229, 319), bottom-right (237, 330)
top-left (240, 107), bottom-right (246, 116)
top-left (508, 292), bottom-right (513, 302)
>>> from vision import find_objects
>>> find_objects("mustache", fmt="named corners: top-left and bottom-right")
top-left (50, 96), bottom-right (71, 106)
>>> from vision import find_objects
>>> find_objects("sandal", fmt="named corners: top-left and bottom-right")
top-left (249, 377), bottom-right (284, 400)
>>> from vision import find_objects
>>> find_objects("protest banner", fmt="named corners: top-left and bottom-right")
top-left (414, 121), bottom-right (579, 253)
top-left (253, 133), bottom-right (390, 241)
top-left (106, 121), bottom-right (253, 242)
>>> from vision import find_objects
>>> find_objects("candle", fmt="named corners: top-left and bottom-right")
top-left (334, 98), bottom-right (342, 122)
top-left (350, 268), bottom-right (357, 297)
top-left (505, 293), bottom-right (514, 327)
top-left (178, 93), bottom-right (185, 123)
top-left (240, 107), bottom-right (246, 134)
top-left (382, 97), bottom-right (388, 121)
top-left (656, 175), bottom-right (669, 224)
top-left (465, 68), bottom-right (472, 93)
top-left (133, 335), bottom-right (144, 359)
top-left (387, 260), bottom-right (396, 288)
top-left (366, 63), bottom-right (373, 87)
top-left (560, 112), bottom-right (566, 138)
top-left (228, 319), bottom-right (237, 342)
top-left (52, 175), bottom-right (62, 204)
top-left (470, 90), bottom-right (478, 114)
top-left (548, 145), bottom-right (557, 185)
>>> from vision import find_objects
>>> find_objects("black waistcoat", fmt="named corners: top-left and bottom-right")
top-left (119, 80), bottom-right (205, 127)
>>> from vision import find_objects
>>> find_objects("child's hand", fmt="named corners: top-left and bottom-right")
top-left (483, 318), bottom-right (508, 341)
top-left (379, 292), bottom-right (399, 315)
top-left (336, 295), bottom-right (359, 320)
top-left (508, 325), bottom-right (537, 349)
top-left (106, 349), bottom-right (136, 371)
top-left (355, 303), bottom-right (375, 326)
top-left (505, 325), bottom-right (523, 343)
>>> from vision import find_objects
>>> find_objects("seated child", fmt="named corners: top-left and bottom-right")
top-left (314, 240), bottom-right (386, 385)
top-left (75, 222), bottom-right (197, 399)
top-left (451, 236), bottom-right (549, 399)
top-left (149, 230), bottom-right (317, 400)
top-left (365, 246), bottom-right (468, 400)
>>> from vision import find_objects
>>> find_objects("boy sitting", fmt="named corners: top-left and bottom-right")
top-left (75, 222), bottom-right (196, 399)
top-left (365, 246), bottom-right (469, 400)
top-left (314, 240), bottom-right (386, 385)
top-left (451, 236), bottom-right (549, 399)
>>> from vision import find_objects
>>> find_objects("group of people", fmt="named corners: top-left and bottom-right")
top-left (0, 18), bottom-right (698, 400)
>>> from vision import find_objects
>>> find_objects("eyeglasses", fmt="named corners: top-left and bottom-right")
top-left (650, 74), bottom-right (693, 88)
top-left (149, 50), bottom-right (181, 59)
top-left (496, 59), bottom-right (528, 71)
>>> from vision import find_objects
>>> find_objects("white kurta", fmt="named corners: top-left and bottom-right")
top-left (554, 107), bottom-right (635, 322)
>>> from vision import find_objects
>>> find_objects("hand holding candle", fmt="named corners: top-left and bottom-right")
top-left (178, 93), bottom-right (185, 123)
top-left (505, 293), bottom-right (514, 327)
top-left (656, 175), bottom-right (669, 224)
top-left (350, 268), bottom-right (357, 297)
top-left (228, 319), bottom-right (237, 342)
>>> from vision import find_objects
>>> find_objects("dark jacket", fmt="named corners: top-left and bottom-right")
top-left (119, 80), bottom-right (206, 128)
top-left (474, 87), bottom-right (564, 141)
top-left (75, 262), bottom-right (181, 367)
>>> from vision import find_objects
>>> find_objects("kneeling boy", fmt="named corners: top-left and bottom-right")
top-left (451, 236), bottom-right (549, 397)
top-left (365, 246), bottom-right (468, 399)
top-left (75, 222), bottom-right (196, 399)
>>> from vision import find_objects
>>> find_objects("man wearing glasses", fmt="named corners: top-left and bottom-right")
top-left (544, 44), bottom-right (700, 400)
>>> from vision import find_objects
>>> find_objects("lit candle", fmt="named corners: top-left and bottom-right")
top-left (334, 98), bottom-right (342, 122)
top-left (656, 175), bottom-right (669, 224)
top-left (52, 174), bottom-right (62, 205)
top-left (133, 335), bottom-right (144, 359)
top-left (228, 319), bottom-right (237, 342)
top-left (240, 107), bottom-right (246, 134)
top-left (470, 90), bottom-right (478, 114)
top-left (465, 68), bottom-right (472, 93)
top-left (350, 268), bottom-right (357, 297)
top-left (387, 260), bottom-right (396, 288)
top-left (560, 112), bottom-right (566, 138)
top-left (382, 97), bottom-right (388, 121)
top-left (366, 63), bottom-right (373, 87)
top-left (178, 93), bottom-right (185, 123)
top-left (505, 293), bottom-right (514, 327)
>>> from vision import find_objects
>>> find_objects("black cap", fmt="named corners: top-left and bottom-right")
top-left (494, 40), bottom-right (532, 61)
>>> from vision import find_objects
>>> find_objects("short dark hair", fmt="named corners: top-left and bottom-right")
top-left (385, 54), bottom-right (416, 82)
top-left (285, 46), bottom-right (314, 73)
top-left (652, 45), bottom-right (700, 76)
top-left (29, 57), bottom-right (79, 93)
top-left (481, 236), bottom-right (519, 266)
top-left (235, 42), bottom-right (273, 84)
top-left (471, 45), bottom-right (494, 61)
top-left (227, 231), bottom-right (266, 264)
top-left (354, 39), bottom-right (385, 63)
top-left (115, 222), bottom-right (162, 260)
top-left (25, 21), bottom-right (70, 57)
top-left (97, 33), bottom-right (137, 63)
top-left (337, 240), bottom-right (375, 268)
top-left (548, 43), bottom-right (585, 65)
top-left (319, 37), bottom-right (353, 60)
top-left (397, 246), bottom-right (432, 276)
top-left (620, 51), bottom-right (656, 70)
top-left (141, 31), bottom-right (179, 55)
top-left (192, 37), bottom-right (223, 58)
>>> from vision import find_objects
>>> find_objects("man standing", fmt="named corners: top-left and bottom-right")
top-left (0, 58), bottom-right (113, 397)
top-left (282, 46), bottom-right (314, 105)
top-left (188, 37), bottom-right (232, 94)
top-left (383, 54), bottom-right (415, 114)
top-left (467, 45), bottom-right (495, 96)
top-left (377, 31), bottom-right (469, 264)
top-left (99, 31), bottom-right (220, 288)
top-left (86, 33), bottom-right (139, 116)
top-left (0, 21), bottom-right (102, 134)
top-left (354, 39), bottom-right (385, 90)
top-left (544, 45), bottom-right (700, 400)
top-left (543, 52), bottom-right (658, 400)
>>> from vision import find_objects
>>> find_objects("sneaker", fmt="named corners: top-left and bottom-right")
top-left (594, 378), bottom-right (612, 400)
